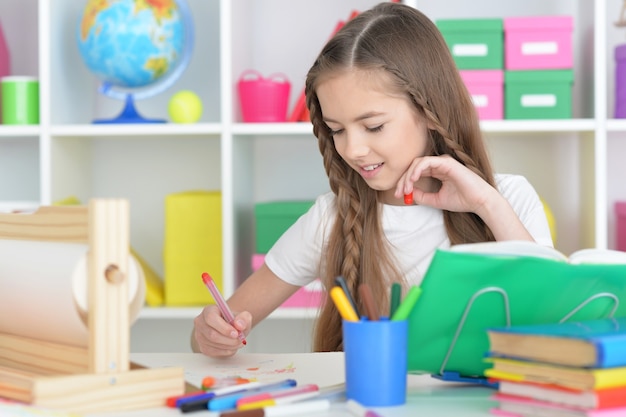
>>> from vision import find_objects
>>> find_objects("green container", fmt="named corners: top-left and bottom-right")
top-left (254, 200), bottom-right (315, 253)
top-left (505, 70), bottom-right (574, 119)
top-left (436, 19), bottom-right (503, 69)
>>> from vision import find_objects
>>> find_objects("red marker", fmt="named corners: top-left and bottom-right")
top-left (203, 376), bottom-right (251, 390)
top-left (166, 390), bottom-right (205, 407)
top-left (404, 192), bottom-right (413, 205)
top-left (202, 272), bottom-right (247, 345)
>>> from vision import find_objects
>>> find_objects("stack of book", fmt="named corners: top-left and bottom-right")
top-left (485, 317), bottom-right (626, 417)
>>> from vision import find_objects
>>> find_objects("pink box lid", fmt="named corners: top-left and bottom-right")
top-left (616, 201), bottom-right (626, 215)
top-left (504, 16), bottom-right (573, 31)
top-left (459, 70), bottom-right (503, 84)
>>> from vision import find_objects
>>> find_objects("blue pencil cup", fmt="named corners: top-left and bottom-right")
top-left (343, 318), bottom-right (408, 406)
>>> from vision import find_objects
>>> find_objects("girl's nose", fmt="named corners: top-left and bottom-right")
top-left (343, 132), bottom-right (369, 159)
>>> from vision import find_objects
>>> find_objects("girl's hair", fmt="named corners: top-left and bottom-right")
top-left (305, 2), bottom-right (496, 352)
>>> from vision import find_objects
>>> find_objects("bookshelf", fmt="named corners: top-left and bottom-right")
top-left (1, 0), bottom-right (625, 352)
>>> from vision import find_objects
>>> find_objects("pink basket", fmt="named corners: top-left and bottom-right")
top-left (237, 70), bottom-right (291, 122)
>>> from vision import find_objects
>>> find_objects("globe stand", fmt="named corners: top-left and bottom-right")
top-left (93, 94), bottom-right (165, 124)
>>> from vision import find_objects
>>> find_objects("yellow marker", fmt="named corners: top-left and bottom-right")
top-left (239, 399), bottom-right (276, 410)
top-left (330, 286), bottom-right (359, 321)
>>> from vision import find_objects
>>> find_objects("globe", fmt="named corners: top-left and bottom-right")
top-left (76, 0), bottom-right (194, 123)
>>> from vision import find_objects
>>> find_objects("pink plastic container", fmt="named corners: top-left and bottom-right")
top-left (281, 280), bottom-right (324, 308)
top-left (0, 22), bottom-right (11, 123)
top-left (504, 16), bottom-right (573, 70)
top-left (459, 70), bottom-right (503, 120)
top-left (251, 254), bottom-right (324, 308)
top-left (237, 70), bottom-right (291, 122)
top-left (616, 202), bottom-right (626, 252)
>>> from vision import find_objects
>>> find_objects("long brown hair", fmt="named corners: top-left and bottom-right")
top-left (305, 2), bottom-right (496, 352)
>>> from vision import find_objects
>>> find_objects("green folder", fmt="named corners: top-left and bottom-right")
top-left (407, 248), bottom-right (626, 378)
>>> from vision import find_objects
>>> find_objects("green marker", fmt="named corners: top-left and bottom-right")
top-left (389, 282), bottom-right (402, 317)
top-left (391, 285), bottom-right (422, 321)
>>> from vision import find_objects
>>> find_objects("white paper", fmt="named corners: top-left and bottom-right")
top-left (0, 239), bottom-right (144, 347)
top-left (131, 352), bottom-right (346, 390)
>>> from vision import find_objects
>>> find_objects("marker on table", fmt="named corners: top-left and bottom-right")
top-left (330, 286), bottom-right (359, 322)
top-left (237, 384), bottom-right (319, 408)
top-left (180, 379), bottom-right (296, 413)
top-left (208, 379), bottom-right (297, 411)
top-left (219, 399), bottom-right (331, 417)
top-left (238, 390), bottom-right (320, 410)
top-left (203, 376), bottom-right (251, 390)
top-left (334, 276), bottom-right (359, 316)
top-left (358, 283), bottom-right (379, 321)
top-left (202, 272), bottom-right (247, 345)
top-left (391, 285), bottom-right (422, 321)
top-left (166, 389), bottom-right (206, 408)
top-left (176, 380), bottom-right (266, 409)
top-left (346, 399), bottom-right (384, 417)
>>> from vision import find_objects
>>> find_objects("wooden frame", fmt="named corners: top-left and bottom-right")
top-left (0, 200), bottom-right (184, 413)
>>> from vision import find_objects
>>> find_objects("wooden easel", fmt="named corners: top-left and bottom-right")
top-left (0, 200), bottom-right (184, 413)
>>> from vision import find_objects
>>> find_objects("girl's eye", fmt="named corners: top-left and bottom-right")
top-left (329, 128), bottom-right (344, 136)
top-left (367, 125), bottom-right (384, 133)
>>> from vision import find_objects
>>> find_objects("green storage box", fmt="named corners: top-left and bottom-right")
top-left (255, 200), bottom-right (314, 254)
top-left (505, 70), bottom-right (574, 119)
top-left (436, 19), bottom-right (503, 69)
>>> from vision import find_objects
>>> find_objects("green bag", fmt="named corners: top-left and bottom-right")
top-left (407, 247), bottom-right (626, 377)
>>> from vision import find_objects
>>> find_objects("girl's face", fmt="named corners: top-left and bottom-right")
top-left (317, 69), bottom-right (431, 205)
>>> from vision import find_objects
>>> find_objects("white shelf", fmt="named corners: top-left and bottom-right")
top-left (0, 126), bottom-right (41, 137)
top-left (479, 119), bottom-right (596, 133)
top-left (48, 123), bottom-right (223, 137)
top-left (3, 0), bottom-right (626, 352)
top-left (232, 122), bottom-right (313, 136)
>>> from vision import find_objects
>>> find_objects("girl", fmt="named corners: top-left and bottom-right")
top-left (192, 2), bottom-right (553, 357)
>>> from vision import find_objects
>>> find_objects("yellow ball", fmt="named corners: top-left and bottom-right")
top-left (168, 90), bottom-right (203, 123)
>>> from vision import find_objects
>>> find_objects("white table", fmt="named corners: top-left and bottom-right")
top-left (86, 353), bottom-right (496, 417)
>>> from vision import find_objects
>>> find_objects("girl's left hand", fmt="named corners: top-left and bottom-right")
top-left (395, 154), bottom-right (535, 242)
top-left (394, 154), bottom-right (498, 216)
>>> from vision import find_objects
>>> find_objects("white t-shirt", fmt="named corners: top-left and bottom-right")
top-left (265, 174), bottom-right (553, 287)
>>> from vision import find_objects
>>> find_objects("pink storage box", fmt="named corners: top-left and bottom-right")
top-left (616, 202), bottom-right (626, 252)
top-left (459, 70), bottom-right (503, 120)
top-left (251, 254), bottom-right (324, 308)
top-left (504, 16), bottom-right (573, 70)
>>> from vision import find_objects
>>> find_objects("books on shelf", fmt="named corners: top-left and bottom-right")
top-left (487, 318), bottom-right (626, 416)
top-left (487, 317), bottom-right (626, 368)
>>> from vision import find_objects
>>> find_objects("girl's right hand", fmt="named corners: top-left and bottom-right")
top-left (192, 304), bottom-right (251, 357)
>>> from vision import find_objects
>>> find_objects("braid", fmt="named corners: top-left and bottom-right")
top-left (417, 95), bottom-right (497, 244)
